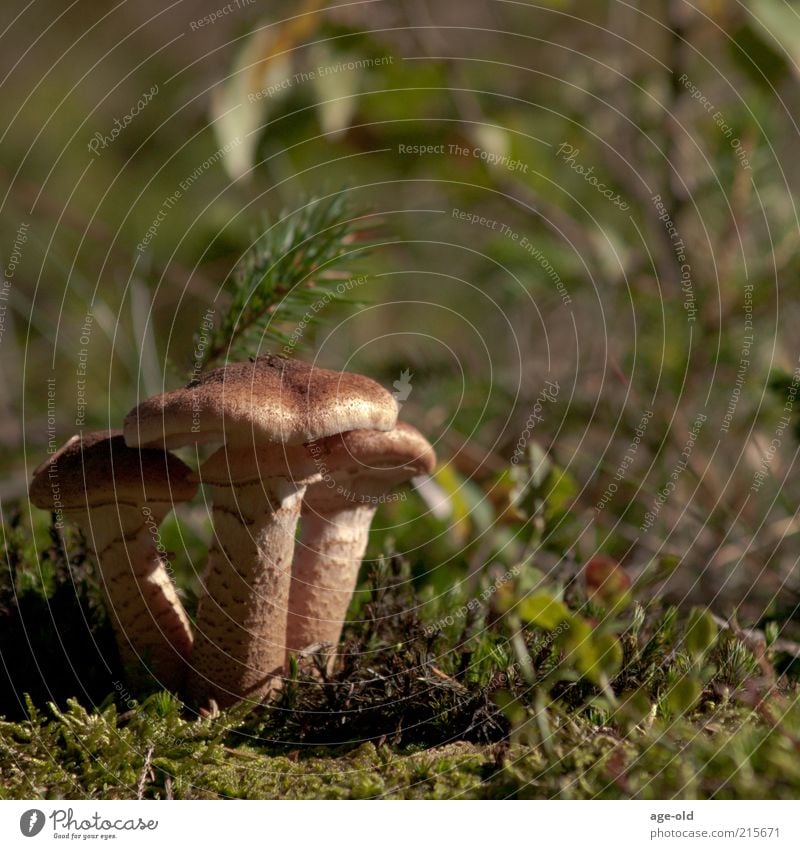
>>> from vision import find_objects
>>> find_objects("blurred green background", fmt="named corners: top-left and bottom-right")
top-left (2, 0), bottom-right (800, 625)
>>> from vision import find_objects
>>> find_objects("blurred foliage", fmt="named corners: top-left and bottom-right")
top-left (198, 191), bottom-right (372, 367)
top-left (3, 0), bottom-right (800, 799)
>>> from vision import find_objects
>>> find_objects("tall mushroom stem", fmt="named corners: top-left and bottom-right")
top-left (286, 503), bottom-right (376, 657)
top-left (76, 503), bottom-right (193, 691)
top-left (285, 424), bottom-right (436, 669)
top-left (187, 479), bottom-right (307, 708)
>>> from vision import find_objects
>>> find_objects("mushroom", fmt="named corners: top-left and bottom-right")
top-left (123, 355), bottom-right (398, 707)
top-left (28, 430), bottom-right (196, 691)
top-left (286, 422), bottom-right (436, 664)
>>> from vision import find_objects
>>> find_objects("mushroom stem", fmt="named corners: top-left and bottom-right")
top-left (283, 424), bottom-right (436, 668)
top-left (78, 503), bottom-right (193, 691)
top-left (286, 504), bottom-right (376, 659)
top-left (187, 480), bottom-right (305, 708)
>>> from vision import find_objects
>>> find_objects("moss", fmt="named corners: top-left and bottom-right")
top-left (2, 690), bottom-right (800, 799)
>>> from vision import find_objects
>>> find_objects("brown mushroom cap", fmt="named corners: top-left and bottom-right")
top-left (123, 355), bottom-right (399, 450)
top-left (29, 429), bottom-right (197, 510)
top-left (308, 421), bottom-right (436, 490)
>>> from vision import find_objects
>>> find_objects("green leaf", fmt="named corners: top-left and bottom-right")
top-left (584, 633), bottom-right (623, 684)
top-left (493, 689), bottom-right (525, 727)
top-left (749, 0), bottom-right (800, 80)
top-left (666, 675), bottom-right (703, 716)
top-left (729, 23), bottom-right (791, 90)
top-left (558, 616), bottom-right (595, 673)
top-left (620, 689), bottom-right (653, 731)
top-left (528, 442), bottom-right (552, 489)
top-left (765, 621), bottom-right (779, 646)
top-left (543, 466), bottom-right (579, 520)
top-left (685, 608), bottom-right (718, 659)
top-left (518, 592), bottom-right (570, 631)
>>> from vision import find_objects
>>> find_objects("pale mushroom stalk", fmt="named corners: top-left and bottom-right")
top-left (187, 473), bottom-right (309, 707)
top-left (29, 431), bottom-right (196, 691)
top-left (74, 503), bottom-right (194, 684)
top-left (286, 423), bottom-right (436, 663)
top-left (287, 502), bottom-right (375, 656)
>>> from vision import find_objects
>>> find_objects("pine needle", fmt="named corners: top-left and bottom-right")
top-left (199, 191), bottom-right (374, 369)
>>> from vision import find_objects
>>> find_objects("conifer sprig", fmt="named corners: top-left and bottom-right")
top-left (199, 192), bottom-right (373, 369)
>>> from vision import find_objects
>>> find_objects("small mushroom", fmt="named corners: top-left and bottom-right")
top-left (286, 422), bottom-right (436, 664)
top-left (123, 355), bottom-right (398, 707)
top-left (28, 430), bottom-right (196, 691)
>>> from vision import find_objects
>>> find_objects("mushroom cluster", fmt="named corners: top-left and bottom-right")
top-left (30, 355), bottom-right (435, 708)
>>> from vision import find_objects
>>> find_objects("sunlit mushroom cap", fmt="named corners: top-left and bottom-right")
top-left (123, 355), bottom-right (399, 450)
top-left (29, 429), bottom-right (197, 510)
top-left (309, 421), bottom-right (436, 488)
